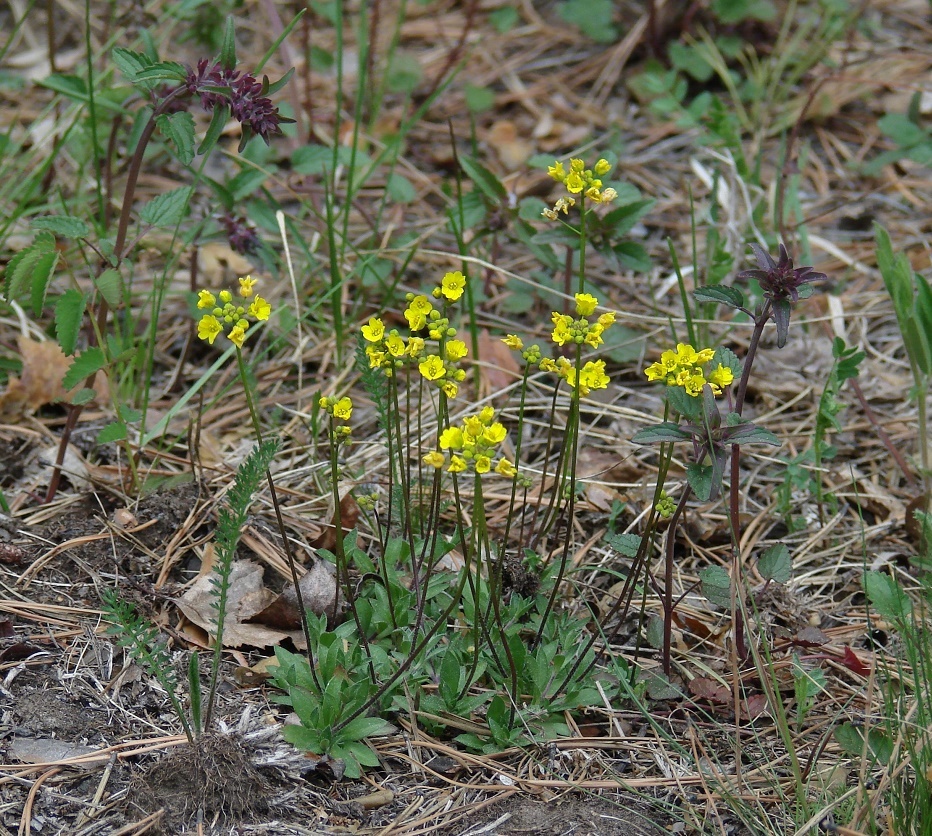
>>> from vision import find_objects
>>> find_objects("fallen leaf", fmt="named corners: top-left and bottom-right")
top-left (487, 120), bottom-right (533, 170)
top-left (688, 676), bottom-right (730, 704)
top-left (310, 493), bottom-right (360, 552)
top-left (8, 737), bottom-right (101, 768)
top-left (839, 646), bottom-right (871, 677)
top-left (248, 559), bottom-right (338, 630)
top-left (792, 626), bottom-right (829, 647)
top-left (198, 242), bottom-right (254, 284)
top-left (0, 337), bottom-right (73, 417)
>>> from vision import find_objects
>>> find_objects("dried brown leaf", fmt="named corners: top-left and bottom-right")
top-left (248, 559), bottom-right (338, 630)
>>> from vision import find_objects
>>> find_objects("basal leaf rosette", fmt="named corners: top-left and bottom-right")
top-left (196, 275), bottom-right (271, 349)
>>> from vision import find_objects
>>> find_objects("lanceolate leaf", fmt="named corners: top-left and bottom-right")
top-left (459, 155), bottom-right (507, 203)
top-left (55, 289), bottom-right (87, 356)
top-left (693, 284), bottom-right (744, 308)
top-left (631, 422), bottom-right (692, 444)
top-left (198, 103), bottom-right (230, 156)
top-left (864, 571), bottom-right (912, 622)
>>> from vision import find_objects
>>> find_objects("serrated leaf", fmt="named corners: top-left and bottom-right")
top-left (133, 62), bottom-right (188, 83)
top-left (694, 284), bottom-right (745, 308)
top-left (686, 462), bottom-right (715, 502)
top-left (156, 112), bottom-right (196, 165)
top-left (3, 232), bottom-right (56, 303)
top-left (606, 532), bottom-right (641, 557)
top-left (140, 186), bottom-right (193, 228)
top-left (712, 346), bottom-right (742, 378)
top-left (55, 290), bottom-right (87, 356)
top-left (699, 565), bottom-right (732, 608)
top-left (758, 543), bottom-right (792, 583)
top-left (29, 250), bottom-right (60, 317)
top-left (95, 268), bottom-right (123, 308)
top-left (638, 669), bottom-right (680, 700)
top-left (665, 385), bottom-right (702, 421)
top-left (631, 422), bottom-right (692, 444)
top-left (31, 215), bottom-right (90, 239)
top-left (459, 154), bottom-right (507, 202)
top-left (71, 387), bottom-right (96, 405)
top-left (63, 347), bottom-right (107, 390)
top-left (96, 421), bottom-right (128, 444)
top-left (864, 571), bottom-right (912, 622)
top-left (111, 48), bottom-right (152, 82)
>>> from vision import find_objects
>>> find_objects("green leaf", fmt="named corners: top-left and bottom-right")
top-left (95, 268), bottom-right (123, 308)
top-left (665, 386), bottom-right (702, 421)
top-left (699, 565), bottom-right (732, 608)
top-left (638, 668), bottom-right (680, 700)
top-left (489, 6), bottom-right (518, 32)
top-left (905, 312), bottom-right (931, 375)
top-left (156, 112), bottom-right (196, 165)
top-left (71, 387), bottom-right (96, 405)
top-left (557, 0), bottom-right (618, 43)
top-left (874, 224), bottom-right (913, 327)
top-left (758, 543), bottom-right (792, 583)
top-left (198, 103), bottom-right (231, 157)
top-left (606, 532), bottom-right (641, 558)
top-left (459, 154), bottom-right (507, 203)
top-left (29, 250), bottom-right (60, 317)
top-left (464, 84), bottom-right (495, 113)
top-left (386, 173), bottom-right (416, 204)
top-left (723, 420), bottom-right (781, 446)
top-left (96, 421), bottom-right (128, 444)
top-left (280, 723), bottom-right (321, 752)
top-left (219, 16), bottom-right (237, 69)
top-left (693, 284), bottom-right (744, 308)
top-left (835, 723), bottom-right (893, 765)
top-left (55, 290), bottom-right (87, 356)
top-left (386, 51), bottom-right (423, 94)
top-left (133, 62), bottom-right (188, 83)
top-left (686, 462), bottom-right (715, 502)
top-left (63, 347), bottom-right (107, 390)
top-left (340, 716), bottom-right (393, 742)
top-left (111, 47), bottom-right (151, 82)
top-left (31, 215), bottom-right (90, 239)
top-left (140, 186), bottom-right (193, 228)
top-left (3, 232), bottom-right (57, 305)
top-left (631, 422), bottom-right (692, 444)
top-left (865, 571), bottom-right (912, 622)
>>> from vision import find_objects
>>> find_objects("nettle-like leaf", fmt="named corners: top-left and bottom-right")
top-left (758, 543), bottom-right (792, 583)
top-left (606, 532), bottom-right (641, 558)
top-left (156, 112), bottom-right (196, 165)
top-left (63, 347), bottom-right (107, 391)
top-left (111, 47), bottom-right (152, 82)
top-left (666, 385), bottom-right (702, 422)
top-left (133, 62), bottom-right (188, 84)
top-left (31, 215), bottom-right (90, 239)
top-left (631, 422), bottom-right (692, 445)
top-left (95, 268), bottom-right (123, 308)
top-left (3, 232), bottom-right (58, 312)
top-left (864, 571), bottom-right (912, 623)
top-left (712, 345), bottom-right (742, 379)
top-left (693, 284), bottom-right (744, 309)
top-left (55, 289), bottom-right (87, 356)
top-left (699, 565), bottom-right (732, 608)
top-left (140, 186), bottom-right (193, 228)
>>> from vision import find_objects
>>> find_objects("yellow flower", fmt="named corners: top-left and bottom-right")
top-left (586, 186), bottom-right (604, 202)
top-left (475, 455), bottom-right (491, 474)
top-left (541, 207), bottom-right (558, 221)
top-left (445, 339), bottom-right (468, 361)
top-left (419, 354), bottom-right (446, 381)
top-left (407, 336), bottom-right (425, 357)
top-left (495, 458), bottom-right (517, 477)
top-left (575, 293), bottom-right (599, 316)
top-left (228, 322), bottom-right (247, 348)
top-left (598, 311), bottom-right (616, 328)
top-left (483, 423), bottom-right (507, 445)
top-left (197, 314), bottom-right (222, 344)
top-left (578, 360), bottom-right (610, 394)
top-left (219, 289), bottom-right (232, 303)
top-left (362, 317), bottom-right (385, 343)
top-left (696, 347), bottom-right (716, 365)
top-left (448, 455), bottom-right (467, 473)
top-left (547, 161), bottom-right (566, 182)
top-left (479, 406), bottom-right (495, 423)
top-left (440, 271), bottom-right (466, 302)
top-left (197, 289), bottom-right (216, 309)
top-left (441, 381), bottom-right (459, 399)
top-left (238, 276), bottom-right (257, 298)
top-left (502, 334), bottom-right (524, 350)
top-left (600, 188), bottom-right (618, 203)
top-left (248, 295), bottom-right (271, 321)
top-left (554, 197), bottom-right (575, 213)
top-left (464, 415), bottom-right (483, 439)
top-left (423, 451), bottom-right (445, 469)
top-left (565, 172), bottom-right (585, 194)
top-left (333, 397), bottom-right (353, 420)
top-left (440, 426), bottom-right (464, 450)
top-left (569, 158), bottom-right (585, 173)
top-left (707, 364), bottom-right (734, 393)
top-left (386, 333), bottom-right (407, 357)
top-left (551, 313), bottom-right (572, 346)
top-left (585, 325), bottom-right (604, 348)
top-left (594, 158), bottom-right (612, 176)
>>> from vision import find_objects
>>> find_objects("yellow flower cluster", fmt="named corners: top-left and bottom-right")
top-left (362, 272), bottom-right (469, 399)
top-left (644, 343), bottom-right (734, 397)
top-left (319, 396), bottom-right (353, 444)
top-left (551, 293), bottom-right (616, 348)
top-left (424, 406), bottom-right (516, 477)
top-left (196, 275), bottom-right (271, 349)
top-left (542, 157), bottom-right (618, 219)
top-left (540, 356), bottom-right (610, 396)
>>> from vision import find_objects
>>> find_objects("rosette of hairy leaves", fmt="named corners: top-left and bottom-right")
top-left (101, 589), bottom-right (193, 742)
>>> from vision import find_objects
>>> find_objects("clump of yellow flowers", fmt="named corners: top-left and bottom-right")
top-left (502, 293), bottom-right (614, 397)
top-left (319, 395), bottom-right (353, 445)
top-left (542, 157), bottom-right (618, 219)
top-left (196, 275), bottom-right (271, 348)
top-left (424, 406), bottom-right (517, 477)
top-left (362, 271), bottom-right (468, 400)
top-left (644, 343), bottom-right (734, 397)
